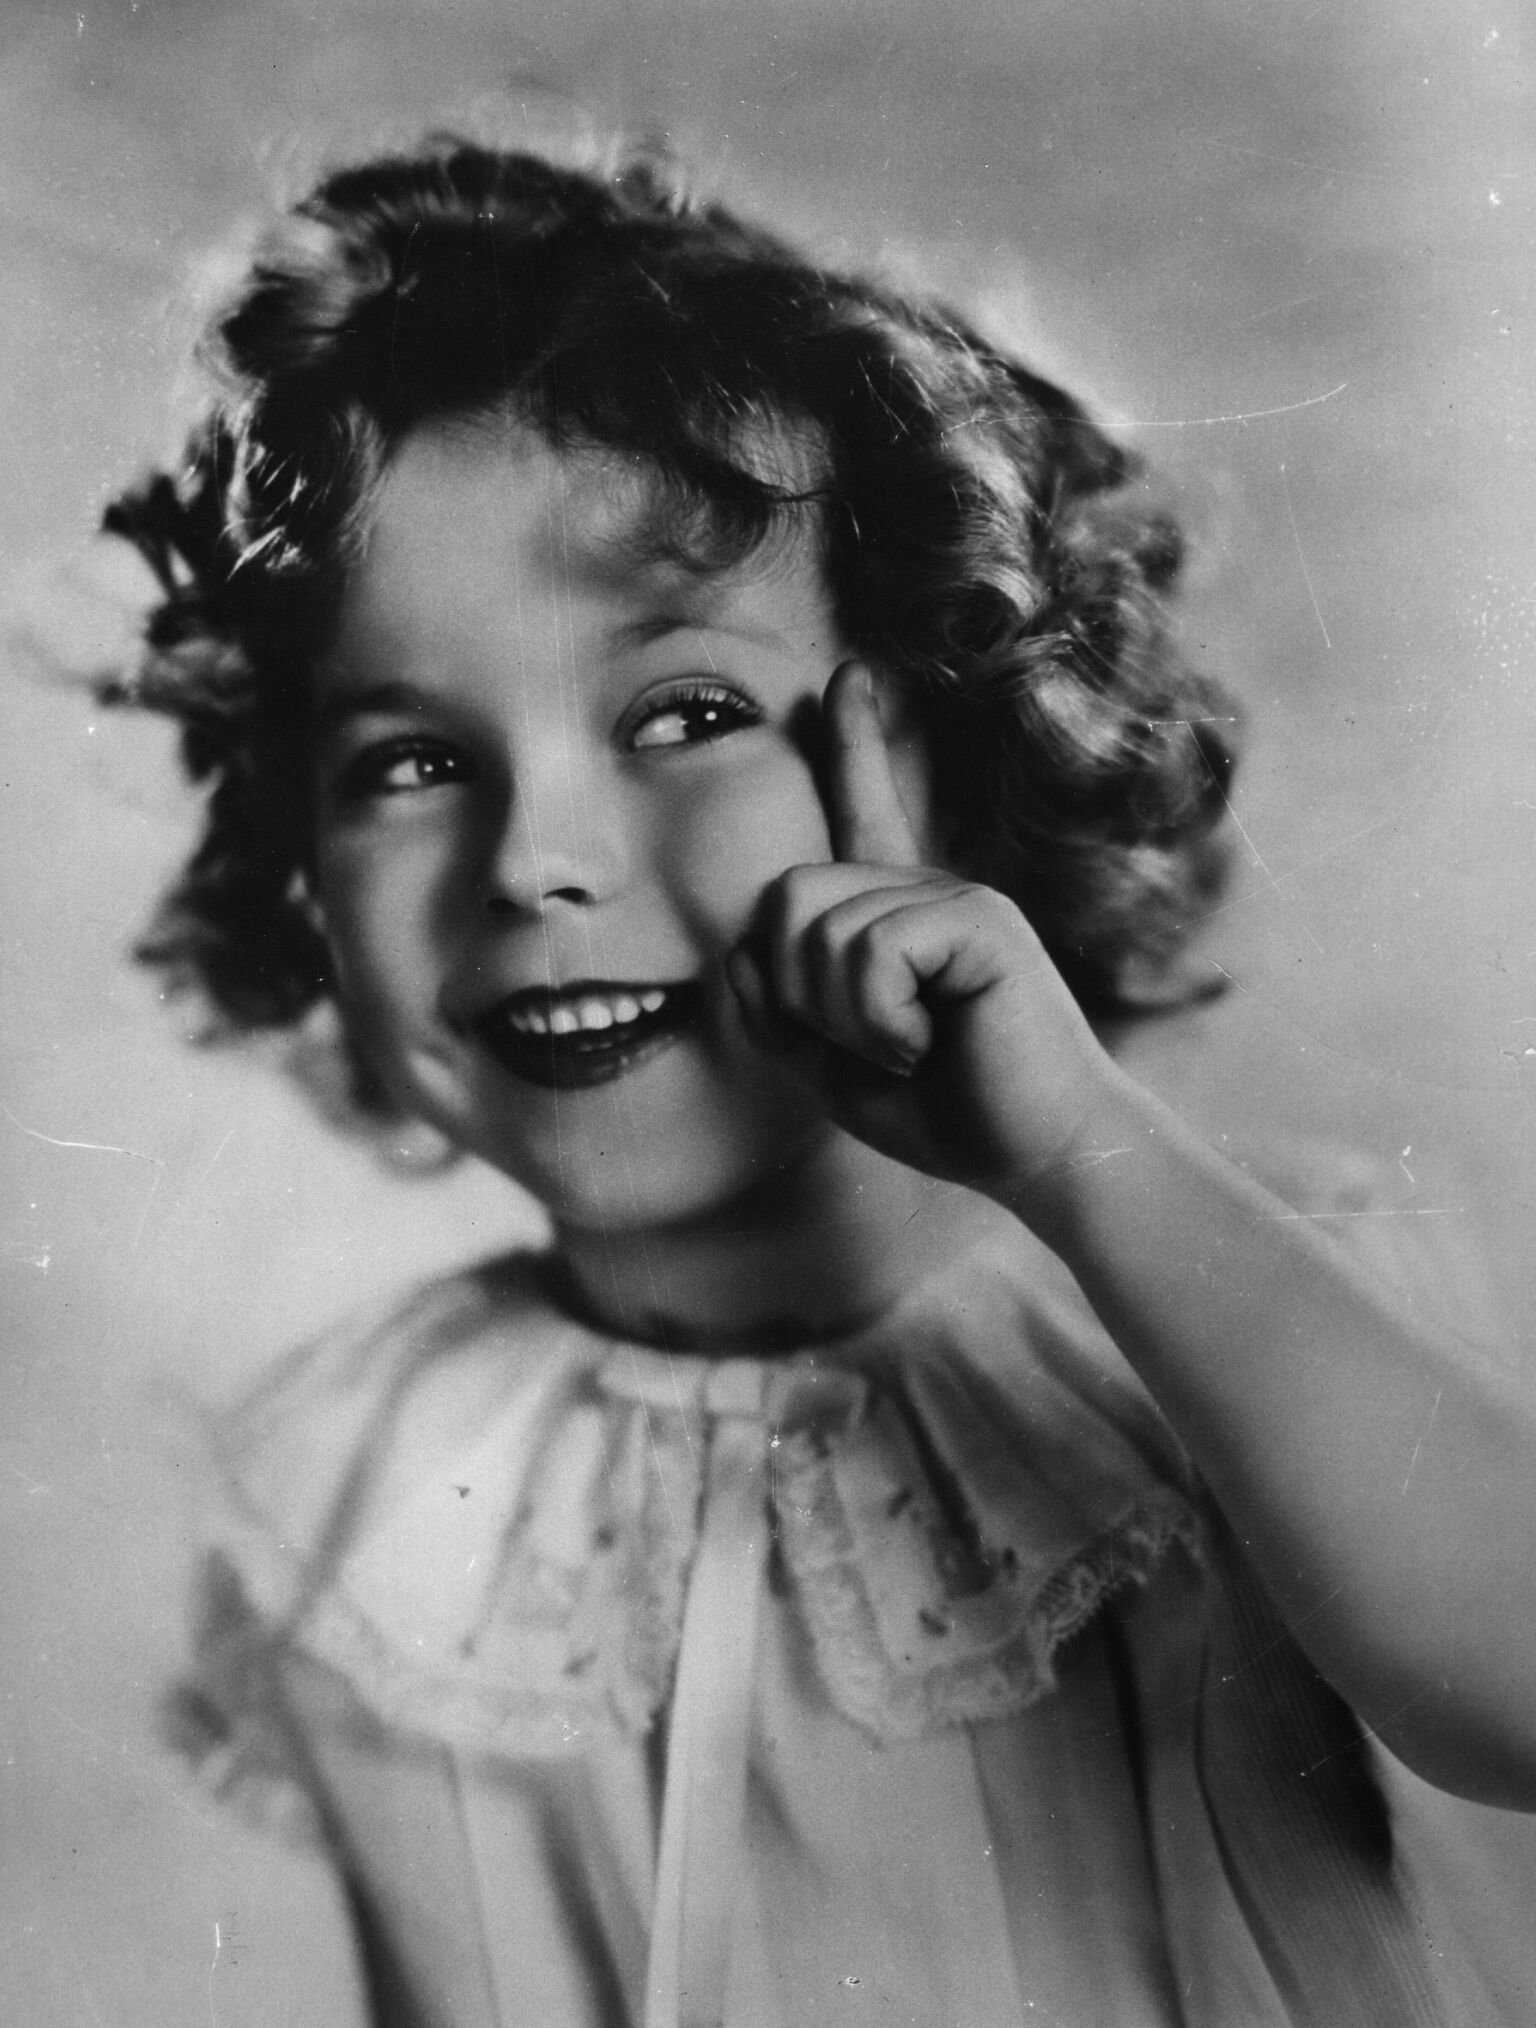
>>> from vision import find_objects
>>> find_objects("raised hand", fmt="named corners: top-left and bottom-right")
top-left (727, 663), bottom-right (1120, 1211)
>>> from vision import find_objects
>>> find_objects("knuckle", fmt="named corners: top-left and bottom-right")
top-left (807, 912), bottom-right (847, 984)
top-left (960, 880), bottom-right (1020, 928)
top-left (756, 873), bottom-right (792, 934)
top-left (773, 866), bottom-right (834, 935)
top-left (848, 919), bottom-right (890, 982)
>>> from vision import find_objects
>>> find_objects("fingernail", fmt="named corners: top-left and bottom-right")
top-left (726, 946), bottom-right (762, 1013)
top-left (875, 1045), bottom-right (918, 1078)
top-left (728, 948), bottom-right (799, 1055)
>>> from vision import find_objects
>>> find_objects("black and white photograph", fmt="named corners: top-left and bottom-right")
top-left (3, 2), bottom-right (1534, 2022)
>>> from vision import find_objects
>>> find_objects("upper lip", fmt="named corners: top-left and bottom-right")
top-left (458, 976), bottom-right (706, 1089)
top-left (499, 977), bottom-right (683, 1010)
top-left (454, 976), bottom-right (697, 1030)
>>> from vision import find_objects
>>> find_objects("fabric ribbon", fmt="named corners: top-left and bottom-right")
top-left (644, 1361), bottom-right (769, 2028)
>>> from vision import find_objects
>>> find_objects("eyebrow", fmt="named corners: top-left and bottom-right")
top-left (313, 680), bottom-right (435, 739)
top-left (609, 606), bottom-right (789, 652)
top-left (313, 604), bottom-right (797, 737)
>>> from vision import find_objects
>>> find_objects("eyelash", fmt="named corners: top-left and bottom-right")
top-left (623, 681), bottom-right (764, 751)
top-left (328, 680), bottom-right (762, 804)
top-left (332, 737), bottom-right (473, 802)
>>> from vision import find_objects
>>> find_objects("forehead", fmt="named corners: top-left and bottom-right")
top-left (340, 422), bottom-right (828, 639)
top-left (369, 424), bottom-right (652, 575)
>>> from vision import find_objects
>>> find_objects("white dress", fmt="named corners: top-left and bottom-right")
top-left (171, 1213), bottom-right (1525, 2027)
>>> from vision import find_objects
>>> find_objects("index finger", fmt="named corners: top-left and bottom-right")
top-left (823, 661), bottom-right (922, 867)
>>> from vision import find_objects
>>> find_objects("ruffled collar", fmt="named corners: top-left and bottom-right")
top-left (203, 1229), bottom-right (1203, 1758)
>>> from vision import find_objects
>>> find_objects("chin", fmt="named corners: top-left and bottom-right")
top-left (538, 1135), bottom-right (825, 1236)
top-left (484, 1100), bottom-right (831, 1238)
top-left (386, 1020), bottom-right (832, 1234)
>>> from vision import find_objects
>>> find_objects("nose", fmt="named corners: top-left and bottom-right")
top-left (476, 736), bottom-right (632, 916)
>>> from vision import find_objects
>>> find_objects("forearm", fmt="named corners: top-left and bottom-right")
top-left (1004, 1069), bottom-right (1536, 1808)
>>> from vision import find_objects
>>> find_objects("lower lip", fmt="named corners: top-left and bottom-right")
top-left (472, 990), bottom-right (701, 1092)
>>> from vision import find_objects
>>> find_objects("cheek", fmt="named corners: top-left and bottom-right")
top-left (313, 841), bottom-right (433, 1015)
top-left (665, 751), bottom-right (832, 928)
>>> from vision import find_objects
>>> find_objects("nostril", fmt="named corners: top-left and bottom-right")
top-left (485, 881), bottom-right (593, 913)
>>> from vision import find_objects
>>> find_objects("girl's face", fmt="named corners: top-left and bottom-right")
top-left (314, 426), bottom-right (925, 1231)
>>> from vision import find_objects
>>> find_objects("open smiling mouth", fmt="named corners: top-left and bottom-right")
top-left (470, 981), bottom-right (704, 1091)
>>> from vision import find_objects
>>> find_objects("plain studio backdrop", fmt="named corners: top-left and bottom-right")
top-left (1, 2), bottom-right (1532, 2021)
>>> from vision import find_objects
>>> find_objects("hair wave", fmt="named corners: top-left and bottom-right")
top-left (104, 136), bottom-right (1241, 1075)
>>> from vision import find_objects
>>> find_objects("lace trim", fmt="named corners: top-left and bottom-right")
top-left (200, 1394), bottom-right (707, 1760)
top-left (293, 1427), bottom-right (699, 1758)
top-left (200, 1475), bottom-right (1202, 1760)
top-left (777, 1428), bottom-right (1202, 1737)
top-left (1030, 1495), bottom-right (1204, 1644)
top-left (180, 1255), bottom-right (1206, 1761)
top-left (163, 1682), bottom-right (327, 1847)
top-left (164, 1551), bottom-right (326, 1847)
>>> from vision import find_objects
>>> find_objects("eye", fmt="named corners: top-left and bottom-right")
top-left (332, 737), bottom-right (475, 801)
top-left (623, 682), bottom-right (764, 753)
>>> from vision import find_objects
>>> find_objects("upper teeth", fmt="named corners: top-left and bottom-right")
top-left (506, 988), bottom-right (668, 1036)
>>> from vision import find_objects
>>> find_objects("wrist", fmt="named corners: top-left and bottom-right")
top-left (989, 1062), bottom-right (1166, 1256)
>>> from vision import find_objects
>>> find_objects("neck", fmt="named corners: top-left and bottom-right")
top-left (552, 1131), bottom-right (1017, 1353)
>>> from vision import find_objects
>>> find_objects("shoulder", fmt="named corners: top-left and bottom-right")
top-left (171, 1260), bottom-right (574, 1842)
top-left (174, 1252), bottom-right (676, 1781)
top-left (201, 1251), bottom-right (596, 1580)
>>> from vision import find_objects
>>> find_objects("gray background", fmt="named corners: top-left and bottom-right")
top-left (2, 1), bottom-right (1532, 2021)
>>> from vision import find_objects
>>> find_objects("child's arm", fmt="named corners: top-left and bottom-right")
top-left (730, 663), bottom-right (1536, 1812)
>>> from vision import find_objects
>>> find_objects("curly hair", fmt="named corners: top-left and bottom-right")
top-left (103, 136), bottom-right (1240, 1060)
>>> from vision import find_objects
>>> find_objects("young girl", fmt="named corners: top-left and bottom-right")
top-left (104, 138), bottom-right (1536, 2026)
